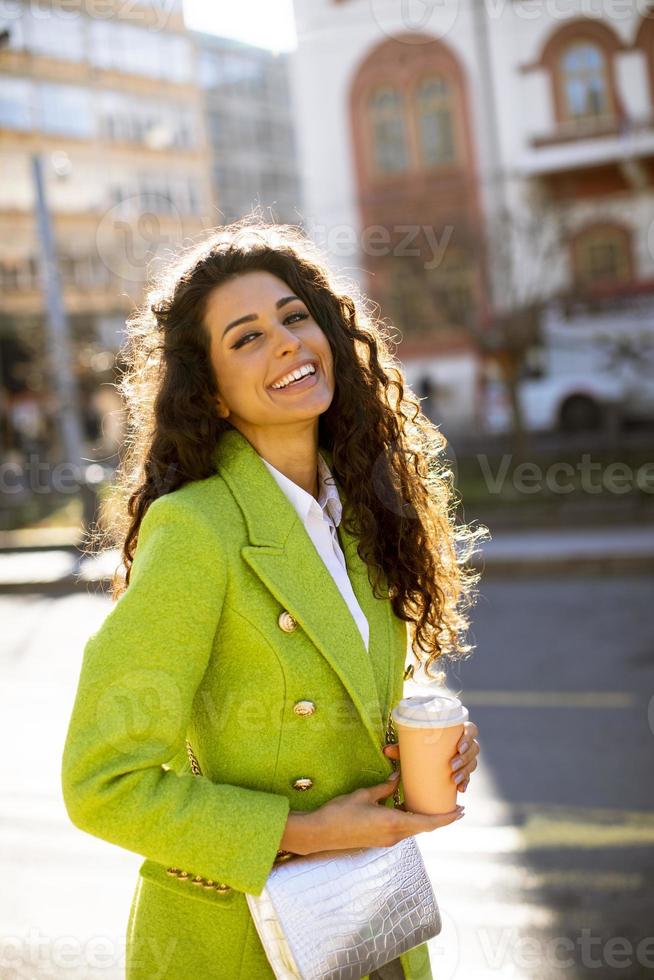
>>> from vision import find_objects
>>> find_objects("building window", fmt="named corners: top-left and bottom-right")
top-left (368, 86), bottom-right (409, 175)
top-left (385, 247), bottom-right (476, 333)
top-left (89, 21), bottom-right (191, 81)
top-left (38, 83), bottom-right (96, 138)
top-left (385, 255), bottom-right (470, 334)
top-left (414, 76), bottom-right (456, 166)
top-left (572, 225), bottom-right (632, 288)
top-left (22, 6), bottom-right (86, 61)
top-left (0, 257), bottom-right (38, 291)
top-left (559, 42), bottom-right (611, 121)
top-left (425, 245), bottom-right (475, 327)
top-left (0, 78), bottom-right (33, 130)
top-left (98, 91), bottom-right (196, 148)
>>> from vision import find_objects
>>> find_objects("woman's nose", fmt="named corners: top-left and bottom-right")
top-left (272, 323), bottom-right (302, 354)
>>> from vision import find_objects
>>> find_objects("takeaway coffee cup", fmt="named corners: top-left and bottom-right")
top-left (391, 694), bottom-right (469, 815)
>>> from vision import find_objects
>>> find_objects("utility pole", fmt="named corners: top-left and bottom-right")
top-left (32, 154), bottom-right (96, 532)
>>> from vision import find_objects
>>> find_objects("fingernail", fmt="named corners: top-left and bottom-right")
top-left (451, 758), bottom-right (464, 772)
top-left (454, 772), bottom-right (465, 784)
top-left (389, 770), bottom-right (400, 779)
top-left (459, 741), bottom-right (469, 754)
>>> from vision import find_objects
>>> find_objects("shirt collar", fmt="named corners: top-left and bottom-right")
top-left (259, 451), bottom-right (343, 528)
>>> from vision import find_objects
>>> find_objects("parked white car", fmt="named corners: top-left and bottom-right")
top-left (483, 300), bottom-right (654, 433)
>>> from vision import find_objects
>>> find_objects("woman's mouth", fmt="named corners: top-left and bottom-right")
top-left (268, 364), bottom-right (319, 394)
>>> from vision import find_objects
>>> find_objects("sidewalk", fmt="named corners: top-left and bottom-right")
top-left (0, 525), bottom-right (652, 592)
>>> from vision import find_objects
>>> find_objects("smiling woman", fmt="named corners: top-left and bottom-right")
top-left (63, 214), bottom-right (486, 980)
top-left (205, 270), bottom-right (336, 486)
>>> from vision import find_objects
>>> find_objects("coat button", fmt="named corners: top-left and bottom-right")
top-left (292, 777), bottom-right (313, 791)
top-left (293, 700), bottom-right (316, 716)
top-left (278, 611), bottom-right (297, 633)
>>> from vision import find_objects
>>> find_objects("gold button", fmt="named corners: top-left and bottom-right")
top-left (278, 611), bottom-right (297, 632)
top-left (292, 777), bottom-right (313, 791)
top-left (213, 882), bottom-right (231, 893)
top-left (293, 700), bottom-right (316, 716)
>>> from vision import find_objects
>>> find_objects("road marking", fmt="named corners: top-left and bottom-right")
top-left (521, 814), bottom-right (654, 849)
top-left (421, 807), bottom-right (654, 854)
top-left (426, 858), bottom-right (644, 892)
top-left (454, 690), bottom-right (635, 708)
top-left (515, 802), bottom-right (654, 824)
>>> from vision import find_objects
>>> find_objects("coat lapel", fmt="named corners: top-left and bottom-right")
top-left (212, 427), bottom-right (391, 756)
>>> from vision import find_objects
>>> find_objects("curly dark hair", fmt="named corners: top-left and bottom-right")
top-left (89, 214), bottom-right (488, 680)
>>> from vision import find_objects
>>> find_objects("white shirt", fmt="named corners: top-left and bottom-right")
top-left (259, 452), bottom-right (370, 653)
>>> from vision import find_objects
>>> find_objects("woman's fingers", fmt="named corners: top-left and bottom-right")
top-left (382, 743), bottom-right (400, 760)
top-left (422, 805), bottom-right (465, 830)
top-left (453, 722), bottom-right (479, 775)
top-left (457, 720), bottom-right (478, 754)
top-left (453, 755), bottom-right (478, 787)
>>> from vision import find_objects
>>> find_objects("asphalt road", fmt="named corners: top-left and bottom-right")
top-left (1, 574), bottom-right (653, 979)
top-left (413, 573), bottom-right (654, 980)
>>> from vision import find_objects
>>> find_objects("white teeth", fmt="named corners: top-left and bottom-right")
top-left (271, 363), bottom-right (316, 389)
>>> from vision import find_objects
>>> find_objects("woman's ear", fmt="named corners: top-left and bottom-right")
top-left (214, 393), bottom-right (230, 420)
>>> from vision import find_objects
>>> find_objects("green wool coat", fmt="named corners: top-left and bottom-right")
top-left (61, 426), bottom-right (434, 980)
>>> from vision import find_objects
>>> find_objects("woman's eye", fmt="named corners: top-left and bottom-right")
top-left (232, 331), bottom-right (260, 349)
top-left (284, 312), bottom-right (307, 325)
top-left (232, 312), bottom-right (307, 349)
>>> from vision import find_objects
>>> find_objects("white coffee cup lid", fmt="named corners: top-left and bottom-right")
top-left (392, 694), bottom-right (468, 729)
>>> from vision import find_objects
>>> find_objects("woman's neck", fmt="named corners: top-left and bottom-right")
top-left (232, 422), bottom-right (320, 499)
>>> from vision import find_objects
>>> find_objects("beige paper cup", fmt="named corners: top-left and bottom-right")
top-left (391, 694), bottom-right (469, 815)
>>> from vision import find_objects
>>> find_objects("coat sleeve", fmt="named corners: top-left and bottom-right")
top-left (60, 492), bottom-right (291, 896)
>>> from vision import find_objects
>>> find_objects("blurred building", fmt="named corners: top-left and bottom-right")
top-left (289, 0), bottom-right (654, 434)
top-left (0, 0), bottom-right (214, 459)
top-left (194, 31), bottom-right (303, 225)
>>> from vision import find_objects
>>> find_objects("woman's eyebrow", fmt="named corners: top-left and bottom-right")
top-left (222, 295), bottom-right (300, 339)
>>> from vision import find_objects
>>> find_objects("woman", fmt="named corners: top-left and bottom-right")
top-left (61, 219), bottom-right (485, 980)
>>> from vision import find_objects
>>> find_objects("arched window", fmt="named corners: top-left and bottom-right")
top-left (572, 224), bottom-right (632, 288)
top-left (414, 76), bottom-right (456, 166)
top-left (385, 259), bottom-right (438, 333)
top-left (385, 249), bottom-right (475, 334)
top-left (559, 42), bottom-right (611, 121)
top-left (426, 245), bottom-right (475, 326)
top-left (368, 86), bottom-right (409, 174)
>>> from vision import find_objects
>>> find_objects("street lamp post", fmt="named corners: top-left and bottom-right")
top-left (32, 153), bottom-right (96, 533)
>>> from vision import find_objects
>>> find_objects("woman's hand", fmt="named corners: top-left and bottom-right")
top-left (300, 773), bottom-right (464, 853)
top-left (382, 719), bottom-right (480, 793)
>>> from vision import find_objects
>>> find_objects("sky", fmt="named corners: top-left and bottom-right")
top-left (182, 0), bottom-right (298, 51)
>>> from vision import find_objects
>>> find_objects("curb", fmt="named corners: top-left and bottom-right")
top-left (470, 554), bottom-right (654, 578)
top-left (1, 552), bottom-right (652, 594)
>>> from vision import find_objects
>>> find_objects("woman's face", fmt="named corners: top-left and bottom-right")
top-left (204, 270), bottom-right (335, 441)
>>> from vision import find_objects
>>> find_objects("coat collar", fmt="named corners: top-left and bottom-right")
top-left (211, 427), bottom-right (399, 755)
top-left (258, 451), bottom-right (343, 531)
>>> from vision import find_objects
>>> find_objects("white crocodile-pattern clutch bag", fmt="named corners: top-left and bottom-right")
top-left (245, 836), bottom-right (441, 980)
